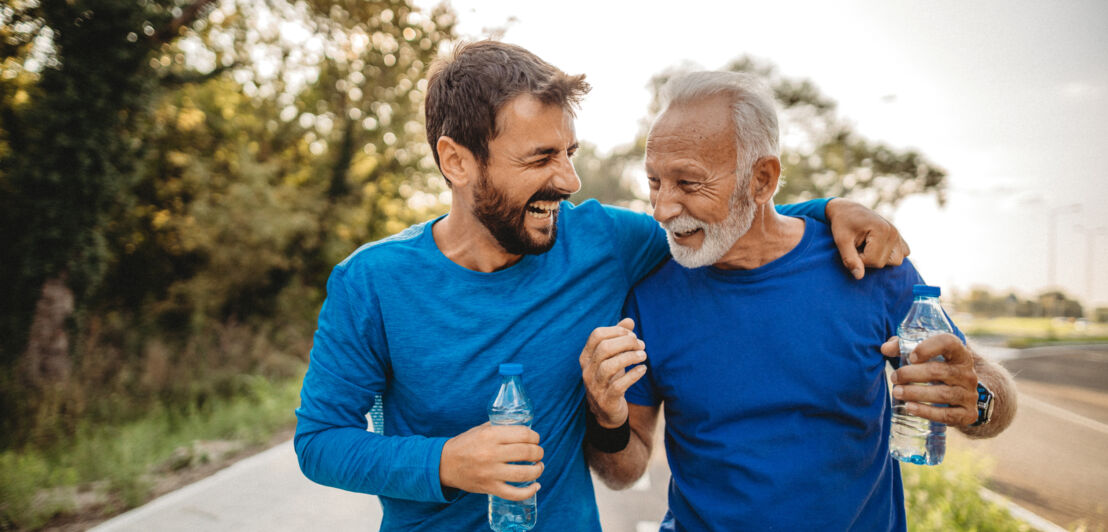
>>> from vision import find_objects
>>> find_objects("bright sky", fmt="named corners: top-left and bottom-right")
top-left (426, 0), bottom-right (1108, 307)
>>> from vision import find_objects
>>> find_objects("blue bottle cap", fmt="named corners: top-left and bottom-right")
top-left (912, 284), bottom-right (941, 297)
top-left (499, 363), bottom-right (523, 376)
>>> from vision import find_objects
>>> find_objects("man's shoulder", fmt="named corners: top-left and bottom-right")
top-left (338, 219), bottom-right (434, 271)
top-left (629, 257), bottom-right (686, 296)
top-left (563, 199), bottom-right (654, 228)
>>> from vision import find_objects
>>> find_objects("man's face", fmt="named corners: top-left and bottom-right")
top-left (645, 95), bottom-right (757, 268)
top-left (473, 94), bottom-right (581, 255)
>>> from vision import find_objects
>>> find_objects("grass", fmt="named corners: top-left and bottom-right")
top-left (0, 372), bottom-right (304, 530)
top-left (959, 315), bottom-right (1108, 347)
top-left (902, 448), bottom-right (1034, 531)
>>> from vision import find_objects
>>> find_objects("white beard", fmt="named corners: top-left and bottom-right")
top-left (662, 185), bottom-right (757, 269)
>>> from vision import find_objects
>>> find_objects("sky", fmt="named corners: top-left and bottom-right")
top-left (423, 0), bottom-right (1108, 307)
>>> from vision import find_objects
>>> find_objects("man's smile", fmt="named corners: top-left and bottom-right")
top-left (525, 200), bottom-right (559, 219)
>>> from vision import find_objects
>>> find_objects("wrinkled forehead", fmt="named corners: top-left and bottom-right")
top-left (646, 101), bottom-right (736, 169)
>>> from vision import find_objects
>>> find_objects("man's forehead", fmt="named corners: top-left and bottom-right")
top-left (493, 94), bottom-right (577, 149)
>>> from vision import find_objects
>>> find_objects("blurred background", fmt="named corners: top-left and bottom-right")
top-left (1, 0), bottom-right (1105, 530)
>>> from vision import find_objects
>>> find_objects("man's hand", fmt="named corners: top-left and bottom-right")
top-left (882, 334), bottom-right (979, 426)
top-left (579, 318), bottom-right (648, 428)
top-left (827, 198), bottom-right (910, 279)
top-left (439, 422), bottom-right (544, 500)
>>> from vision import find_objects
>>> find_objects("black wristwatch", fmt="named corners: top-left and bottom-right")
top-left (970, 382), bottom-right (995, 427)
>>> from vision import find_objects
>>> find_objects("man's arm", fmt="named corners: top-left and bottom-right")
top-left (578, 318), bottom-right (660, 489)
top-left (295, 266), bottom-right (543, 502)
top-left (882, 335), bottom-right (1018, 438)
top-left (586, 403), bottom-right (661, 489)
top-left (819, 198), bottom-right (911, 279)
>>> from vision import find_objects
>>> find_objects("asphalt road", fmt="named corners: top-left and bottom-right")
top-left (957, 343), bottom-right (1108, 530)
top-left (92, 342), bottom-right (1108, 532)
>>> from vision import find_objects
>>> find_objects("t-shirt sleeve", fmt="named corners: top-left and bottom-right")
top-left (623, 290), bottom-right (661, 407)
top-left (294, 263), bottom-right (457, 503)
top-left (777, 198), bottom-right (831, 223)
top-left (601, 203), bottom-right (670, 285)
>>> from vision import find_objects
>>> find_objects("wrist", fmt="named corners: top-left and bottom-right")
top-left (586, 409), bottom-right (631, 453)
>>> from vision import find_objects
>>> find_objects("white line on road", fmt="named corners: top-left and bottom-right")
top-left (1021, 394), bottom-right (1108, 435)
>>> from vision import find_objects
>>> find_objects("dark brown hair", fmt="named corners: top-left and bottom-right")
top-left (424, 41), bottom-right (590, 183)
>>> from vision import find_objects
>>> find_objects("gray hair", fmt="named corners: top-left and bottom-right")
top-left (657, 71), bottom-right (780, 179)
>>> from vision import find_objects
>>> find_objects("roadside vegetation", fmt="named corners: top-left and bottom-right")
top-left (902, 448), bottom-right (1033, 532)
top-left (960, 315), bottom-right (1108, 348)
top-left (0, 373), bottom-right (303, 530)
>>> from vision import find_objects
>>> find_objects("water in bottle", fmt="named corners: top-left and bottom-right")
top-left (488, 363), bottom-right (536, 531)
top-left (889, 284), bottom-right (952, 466)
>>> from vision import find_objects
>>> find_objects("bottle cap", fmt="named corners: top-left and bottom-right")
top-left (499, 363), bottom-right (523, 376)
top-left (912, 284), bottom-right (941, 297)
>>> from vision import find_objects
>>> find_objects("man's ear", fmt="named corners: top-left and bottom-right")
top-left (749, 156), bottom-right (782, 204)
top-left (436, 136), bottom-right (478, 187)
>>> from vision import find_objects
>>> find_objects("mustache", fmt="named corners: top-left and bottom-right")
top-left (661, 214), bottom-right (704, 234)
top-left (528, 187), bottom-right (571, 204)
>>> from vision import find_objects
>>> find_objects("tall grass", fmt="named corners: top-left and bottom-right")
top-left (0, 373), bottom-right (303, 530)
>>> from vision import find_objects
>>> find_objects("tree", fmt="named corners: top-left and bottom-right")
top-left (0, 0), bottom-right (458, 448)
top-left (572, 56), bottom-right (948, 214)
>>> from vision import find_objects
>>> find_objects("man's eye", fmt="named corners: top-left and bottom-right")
top-left (647, 177), bottom-right (660, 188)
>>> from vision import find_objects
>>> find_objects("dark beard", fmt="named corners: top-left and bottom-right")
top-left (472, 170), bottom-right (568, 255)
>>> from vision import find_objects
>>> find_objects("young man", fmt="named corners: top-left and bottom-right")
top-left (295, 42), bottom-right (910, 531)
top-left (581, 71), bottom-right (1016, 531)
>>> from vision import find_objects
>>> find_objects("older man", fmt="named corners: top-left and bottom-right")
top-left (581, 71), bottom-right (1016, 531)
top-left (295, 41), bottom-right (913, 532)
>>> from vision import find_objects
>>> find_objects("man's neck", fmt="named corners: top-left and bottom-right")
top-left (713, 202), bottom-right (805, 270)
top-left (432, 207), bottom-right (523, 273)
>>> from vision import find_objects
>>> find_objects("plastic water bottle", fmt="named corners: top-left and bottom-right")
top-left (488, 363), bottom-right (536, 531)
top-left (889, 284), bottom-right (953, 465)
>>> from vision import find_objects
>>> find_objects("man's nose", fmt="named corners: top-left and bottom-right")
top-left (652, 186), bottom-right (682, 222)
top-left (552, 154), bottom-right (581, 195)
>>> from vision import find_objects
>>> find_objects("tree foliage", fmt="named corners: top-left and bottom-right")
top-left (573, 56), bottom-right (948, 214)
top-left (0, 0), bottom-right (457, 450)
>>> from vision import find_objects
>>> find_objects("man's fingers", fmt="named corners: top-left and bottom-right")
top-left (489, 425), bottom-right (541, 445)
top-left (889, 239), bottom-right (910, 266)
top-left (894, 361), bottom-right (961, 385)
top-left (500, 442), bottom-right (544, 463)
top-left (909, 334), bottom-right (969, 365)
top-left (608, 363), bottom-right (647, 395)
top-left (903, 401), bottom-right (977, 426)
top-left (597, 349), bottom-right (646, 380)
top-left (583, 323), bottom-right (637, 357)
top-left (617, 317), bottom-right (635, 331)
top-left (881, 337), bottom-right (899, 358)
top-left (497, 461), bottom-right (544, 484)
top-left (494, 481), bottom-right (542, 502)
top-left (834, 231), bottom-right (866, 280)
top-left (893, 383), bottom-right (976, 408)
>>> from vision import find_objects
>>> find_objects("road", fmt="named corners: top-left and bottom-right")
top-left (956, 343), bottom-right (1108, 530)
top-left (92, 342), bottom-right (1108, 532)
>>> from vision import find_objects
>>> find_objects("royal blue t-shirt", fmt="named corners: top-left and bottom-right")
top-left (295, 199), bottom-right (829, 531)
top-left (625, 216), bottom-right (962, 532)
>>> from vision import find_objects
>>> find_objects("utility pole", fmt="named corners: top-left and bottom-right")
top-left (1076, 225), bottom-right (1107, 315)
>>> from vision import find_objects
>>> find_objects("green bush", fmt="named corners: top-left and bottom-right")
top-left (902, 448), bottom-right (1032, 531)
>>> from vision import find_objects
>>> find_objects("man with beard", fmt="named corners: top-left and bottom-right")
top-left (294, 42), bottom-right (912, 531)
top-left (580, 71), bottom-right (1017, 531)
